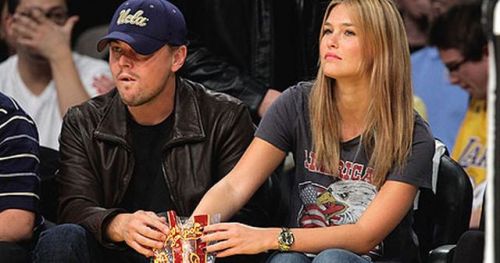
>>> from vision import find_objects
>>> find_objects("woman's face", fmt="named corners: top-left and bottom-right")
top-left (319, 4), bottom-right (364, 80)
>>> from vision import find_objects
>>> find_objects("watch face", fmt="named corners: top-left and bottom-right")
top-left (280, 229), bottom-right (294, 245)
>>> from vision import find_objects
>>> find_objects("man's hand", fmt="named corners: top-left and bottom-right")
top-left (11, 8), bottom-right (78, 61)
top-left (92, 74), bottom-right (115, 95)
top-left (106, 211), bottom-right (170, 257)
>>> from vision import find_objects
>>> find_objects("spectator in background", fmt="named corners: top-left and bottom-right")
top-left (0, 0), bottom-right (112, 150)
top-left (0, 92), bottom-right (40, 263)
top-left (395, 0), bottom-right (434, 53)
top-left (390, 0), bottom-right (430, 121)
top-left (397, 0), bottom-right (469, 151)
top-left (173, 0), bottom-right (281, 121)
top-left (430, 2), bottom-right (487, 229)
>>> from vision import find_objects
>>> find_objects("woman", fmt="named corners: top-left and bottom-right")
top-left (193, 0), bottom-right (434, 262)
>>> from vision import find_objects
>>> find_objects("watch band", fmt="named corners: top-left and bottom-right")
top-left (278, 227), bottom-right (294, 251)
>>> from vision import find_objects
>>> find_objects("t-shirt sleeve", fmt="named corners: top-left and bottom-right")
top-left (255, 86), bottom-right (299, 152)
top-left (0, 97), bottom-right (40, 213)
top-left (386, 114), bottom-right (435, 189)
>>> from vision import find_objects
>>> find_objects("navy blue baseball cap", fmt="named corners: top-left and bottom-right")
top-left (97, 0), bottom-right (187, 55)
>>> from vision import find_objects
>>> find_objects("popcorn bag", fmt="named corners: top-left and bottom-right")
top-left (152, 210), bottom-right (219, 263)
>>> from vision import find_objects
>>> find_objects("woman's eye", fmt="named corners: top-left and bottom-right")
top-left (344, 30), bottom-right (356, 36)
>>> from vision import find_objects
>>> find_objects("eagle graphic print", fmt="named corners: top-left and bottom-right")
top-left (298, 180), bottom-right (376, 227)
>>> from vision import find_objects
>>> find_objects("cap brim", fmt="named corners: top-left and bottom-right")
top-left (96, 31), bottom-right (165, 55)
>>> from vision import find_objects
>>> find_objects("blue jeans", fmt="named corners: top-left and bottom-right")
top-left (268, 249), bottom-right (371, 263)
top-left (32, 223), bottom-right (148, 263)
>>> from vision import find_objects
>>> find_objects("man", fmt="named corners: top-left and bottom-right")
top-left (33, 0), bottom-right (273, 262)
top-left (430, 3), bottom-right (487, 229)
top-left (72, 0), bottom-right (282, 123)
top-left (398, 0), bottom-right (470, 151)
top-left (0, 92), bottom-right (40, 263)
top-left (0, 0), bottom-right (111, 150)
top-left (172, 0), bottom-right (281, 120)
top-left (395, 0), bottom-right (434, 53)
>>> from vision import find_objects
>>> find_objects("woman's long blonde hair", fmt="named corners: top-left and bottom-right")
top-left (309, 0), bottom-right (414, 188)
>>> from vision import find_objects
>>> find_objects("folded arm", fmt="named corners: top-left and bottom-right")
top-left (0, 209), bottom-right (35, 242)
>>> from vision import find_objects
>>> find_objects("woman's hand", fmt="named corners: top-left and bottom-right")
top-left (201, 223), bottom-right (278, 257)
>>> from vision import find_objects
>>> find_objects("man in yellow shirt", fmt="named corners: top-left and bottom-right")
top-left (430, 3), bottom-right (487, 229)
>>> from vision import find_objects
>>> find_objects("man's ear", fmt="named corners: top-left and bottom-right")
top-left (4, 13), bottom-right (14, 37)
top-left (171, 45), bottom-right (187, 73)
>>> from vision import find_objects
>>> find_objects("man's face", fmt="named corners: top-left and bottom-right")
top-left (16, 0), bottom-right (68, 25)
top-left (109, 41), bottom-right (180, 107)
top-left (8, 0), bottom-right (68, 60)
top-left (439, 48), bottom-right (488, 100)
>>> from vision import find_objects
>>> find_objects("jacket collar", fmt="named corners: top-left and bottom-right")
top-left (93, 77), bottom-right (206, 149)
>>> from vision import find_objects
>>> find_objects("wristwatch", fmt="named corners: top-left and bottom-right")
top-left (277, 227), bottom-right (295, 251)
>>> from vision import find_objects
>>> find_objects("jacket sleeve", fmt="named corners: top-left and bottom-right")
top-left (57, 107), bottom-right (125, 248)
top-left (179, 39), bottom-right (268, 121)
top-left (214, 103), bottom-right (278, 227)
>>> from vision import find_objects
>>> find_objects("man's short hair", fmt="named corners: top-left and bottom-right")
top-left (430, 3), bottom-right (486, 61)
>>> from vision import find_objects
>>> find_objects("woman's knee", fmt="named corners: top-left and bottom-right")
top-left (267, 252), bottom-right (311, 263)
top-left (313, 248), bottom-right (370, 263)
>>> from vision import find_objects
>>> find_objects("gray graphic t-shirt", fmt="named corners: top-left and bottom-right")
top-left (256, 82), bottom-right (434, 261)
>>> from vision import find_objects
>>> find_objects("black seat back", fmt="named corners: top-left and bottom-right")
top-left (413, 154), bottom-right (473, 262)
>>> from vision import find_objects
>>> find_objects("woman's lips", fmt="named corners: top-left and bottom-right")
top-left (324, 53), bottom-right (342, 60)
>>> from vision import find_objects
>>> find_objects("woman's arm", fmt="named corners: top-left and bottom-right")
top-left (202, 180), bottom-right (417, 256)
top-left (192, 137), bottom-right (286, 221)
top-left (290, 180), bottom-right (417, 254)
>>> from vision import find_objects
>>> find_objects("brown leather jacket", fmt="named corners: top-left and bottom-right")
top-left (57, 77), bottom-right (274, 249)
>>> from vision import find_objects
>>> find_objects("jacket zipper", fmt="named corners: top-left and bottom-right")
top-left (161, 162), bottom-right (181, 215)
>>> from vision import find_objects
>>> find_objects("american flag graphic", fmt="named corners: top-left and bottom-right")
top-left (297, 180), bottom-right (384, 258)
top-left (298, 183), bottom-right (346, 227)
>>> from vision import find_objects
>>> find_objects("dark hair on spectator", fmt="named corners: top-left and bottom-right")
top-left (430, 3), bottom-right (486, 61)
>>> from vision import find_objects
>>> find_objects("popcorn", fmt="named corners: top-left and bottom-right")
top-left (152, 211), bottom-right (219, 263)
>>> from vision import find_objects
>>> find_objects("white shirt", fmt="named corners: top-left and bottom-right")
top-left (0, 53), bottom-right (111, 150)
